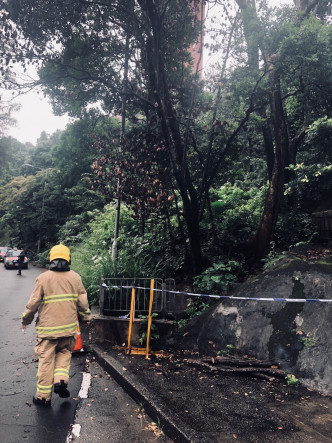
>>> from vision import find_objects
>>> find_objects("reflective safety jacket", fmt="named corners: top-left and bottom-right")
top-left (22, 270), bottom-right (91, 339)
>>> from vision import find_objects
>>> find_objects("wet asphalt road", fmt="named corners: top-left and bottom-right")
top-left (0, 264), bottom-right (86, 443)
top-left (0, 263), bottom-right (172, 443)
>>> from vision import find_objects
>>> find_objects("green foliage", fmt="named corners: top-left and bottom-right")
top-left (292, 329), bottom-right (317, 349)
top-left (28, 131), bottom-right (59, 170)
top-left (306, 117), bottom-right (332, 157)
top-left (1, 1), bottom-right (332, 285)
top-left (0, 97), bottom-right (18, 138)
top-left (279, 17), bottom-right (332, 118)
top-left (274, 211), bottom-right (317, 251)
top-left (210, 184), bottom-right (266, 249)
top-left (0, 167), bottom-right (103, 251)
top-left (138, 313), bottom-right (160, 346)
top-left (177, 298), bottom-right (212, 329)
top-left (57, 188), bottom-right (105, 244)
top-left (51, 114), bottom-right (119, 187)
top-left (261, 243), bottom-right (287, 271)
top-left (217, 344), bottom-right (236, 356)
top-left (0, 137), bottom-right (33, 185)
top-left (285, 164), bottom-right (332, 212)
top-left (0, 174), bottom-right (44, 247)
top-left (194, 260), bottom-right (242, 295)
top-left (285, 374), bottom-right (300, 387)
top-left (36, 249), bottom-right (50, 268)
top-left (0, 118), bottom-right (106, 250)
top-left (70, 202), bottom-right (182, 304)
top-left (301, 336), bottom-right (317, 349)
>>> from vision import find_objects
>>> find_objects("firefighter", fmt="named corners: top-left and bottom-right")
top-left (21, 244), bottom-right (91, 407)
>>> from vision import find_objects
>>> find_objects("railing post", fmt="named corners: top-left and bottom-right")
top-left (126, 287), bottom-right (135, 355)
top-left (99, 278), bottom-right (105, 315)
top-left (145, 279), bottom-right (155, 359)
top-left (161, 282), bottom-right (166, 320)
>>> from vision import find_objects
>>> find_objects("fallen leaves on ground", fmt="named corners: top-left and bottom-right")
top-left (145, 422), bottom-right (164, 437)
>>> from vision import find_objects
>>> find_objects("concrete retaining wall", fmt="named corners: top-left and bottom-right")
top-left (90, 314), bottom-right (176, 348)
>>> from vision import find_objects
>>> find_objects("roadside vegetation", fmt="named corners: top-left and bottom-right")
top-left (0, 1), bottom-right (331, 308)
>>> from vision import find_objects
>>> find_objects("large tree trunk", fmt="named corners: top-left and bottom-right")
top-left (251, 61), bottom-right (290, 259)
top-left (236, 0), bottom-right (290, 260)
top-left (139, 0), bottom-right (204, 275)
top-left (247, 0), bottom-right (320, 260)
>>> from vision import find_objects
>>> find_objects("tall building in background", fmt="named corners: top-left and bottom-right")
top-left (190, 0), bottom-right (205, 76)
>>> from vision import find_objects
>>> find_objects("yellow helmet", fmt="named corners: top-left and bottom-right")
top-left (49, 244), bottom-right (71, 264)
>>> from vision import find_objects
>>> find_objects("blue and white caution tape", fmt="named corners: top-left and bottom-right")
top-left (101, 284), bottom-right (332, 303)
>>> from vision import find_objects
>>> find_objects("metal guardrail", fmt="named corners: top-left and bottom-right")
top-left (312, 210), bottom-right (332, 241)
top-left (99, 278), bottom-right (179, 319)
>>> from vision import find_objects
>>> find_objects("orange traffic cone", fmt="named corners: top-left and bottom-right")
top-left (73, 319), bottom-right (83, 352)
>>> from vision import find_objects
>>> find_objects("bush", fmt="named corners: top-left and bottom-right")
top-left (194, 260), bottom-right (242, 295)
top-left (275, 211), bottom-right (317, 250)
top-left (36, 249), bottom-right (51, 268)
top-left (210, 184), bottom-right (265, 249)
top-left (70, 202), bottom-right (184, 304)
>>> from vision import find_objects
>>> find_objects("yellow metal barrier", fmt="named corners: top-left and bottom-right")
top-left (126, 287), bottom-right (135, 355)
top-left (145, 279), bottom-right (155, 358)
top-left (125, 279), bottom-right (156, 359)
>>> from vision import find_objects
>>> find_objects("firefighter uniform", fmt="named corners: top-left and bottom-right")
top-left (21, 244), bottom-right (91, 406)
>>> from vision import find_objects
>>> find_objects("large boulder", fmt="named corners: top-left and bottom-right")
top-left (174, 254), bottom-right (332, 395)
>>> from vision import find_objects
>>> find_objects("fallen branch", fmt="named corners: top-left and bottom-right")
top-left (186, 359), bottom-right (286, 379)
top-left (202, 356), bottom-right (279, 369)
top-left (250, 372), bottom-right (276, 382)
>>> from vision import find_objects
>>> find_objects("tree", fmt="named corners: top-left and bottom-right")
top-left (0, 96), bottom-right (17, 137)
top-left (0, 117), bottom-right (106, 250)
top-left (2, 0), bottom-right (331, 273)
top-left (1, 0), bottom-right (207, 273)
top-left (0, 136), bottom-right (33, 185)
top-left (230, 0), bottom-right (332, 259)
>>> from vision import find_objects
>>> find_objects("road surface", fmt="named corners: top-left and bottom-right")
top-left (0, 263), bottom-right (171, 443)
top-left (0, 263), bottom-right (87, 442)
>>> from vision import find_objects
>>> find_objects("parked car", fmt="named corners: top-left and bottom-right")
top-left (4, 250), bottom-right (29, 269)
top-left (0, 247), bottom-right (8, 262)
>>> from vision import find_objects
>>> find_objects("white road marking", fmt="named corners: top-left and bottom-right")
top-left (68, 424), bottom-right (81, 440)
top-left (66, 372), bottom-right (91, 441)
top-left (78, 372), bottom-right (91, 398)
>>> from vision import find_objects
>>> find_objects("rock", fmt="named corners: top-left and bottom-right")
top-left (173, 255), bottom-right (332, 395)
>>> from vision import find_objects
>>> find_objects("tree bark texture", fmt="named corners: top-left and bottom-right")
top-left (253, 61), bottom-right (290, 258)
top-left (139, 0), bottom-right (204, 274)
top-left (235, 0), bottom-right (291, 260)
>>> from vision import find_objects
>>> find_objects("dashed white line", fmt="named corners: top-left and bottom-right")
top-left (78, 372), bottom-right (91, 399)
top-left (66, 372), bottom-right (91, 441)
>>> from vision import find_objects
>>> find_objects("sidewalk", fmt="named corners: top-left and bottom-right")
top-left (92, 342), bottom-right (332, 443)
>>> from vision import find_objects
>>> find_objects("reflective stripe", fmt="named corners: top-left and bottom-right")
top-left (41, 294), bottom-right (78, 304)
top-left (78, 309), bottom-right (91, 316)
top-left (54, 368), bottom-right (70, 377)
top-left (36, 322), bottom-right (77, 334)
top-left (37, 383), bottom-right (53, 394)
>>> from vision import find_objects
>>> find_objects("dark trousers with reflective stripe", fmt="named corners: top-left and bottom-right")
top-left (34, 336), bottom-right (76, 401)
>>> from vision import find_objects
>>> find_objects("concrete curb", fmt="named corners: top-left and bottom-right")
top-left (93, 344), bottom-right (198, 442)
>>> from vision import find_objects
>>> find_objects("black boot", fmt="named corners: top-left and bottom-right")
top-left (33, 396), bottom-right (51, 407)
top-left (54, 380), bottom-right (70, 398)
